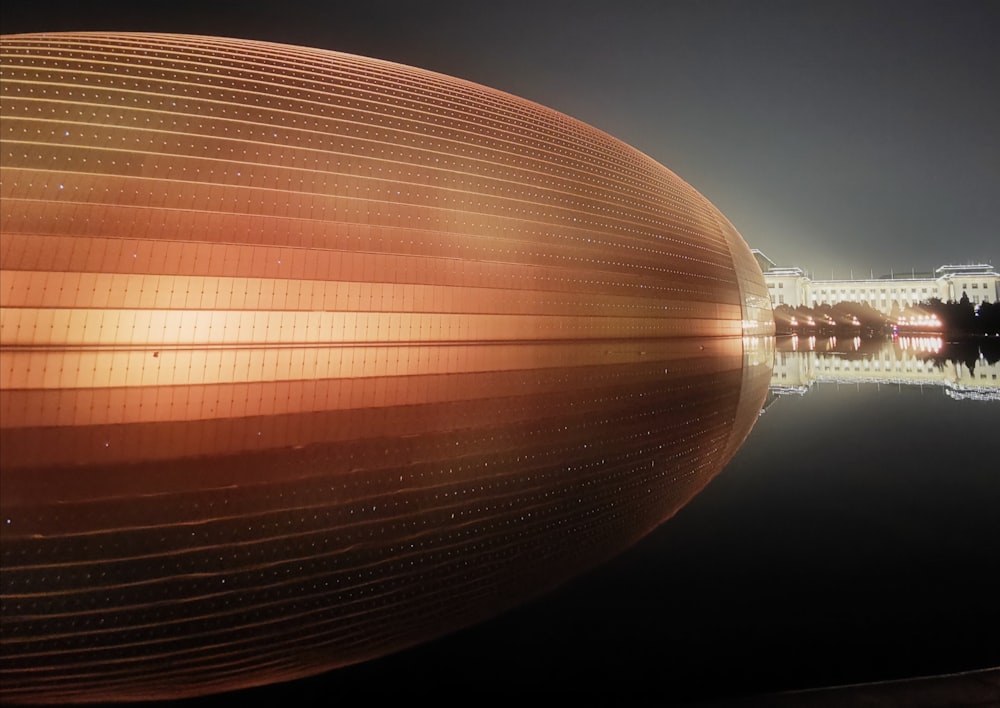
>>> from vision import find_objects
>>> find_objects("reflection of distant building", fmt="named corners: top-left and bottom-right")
top-left (770, 337), bottom-right (1000, 401)
top-left (752, 251), bottom-right (999, 314)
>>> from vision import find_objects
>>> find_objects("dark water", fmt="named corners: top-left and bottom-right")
top-left (5, 336), bottom-right (998, 705)
top-left (218, 336), bottom-right (1000, 703)
top-left (1, 336), bottom-right (769, 703)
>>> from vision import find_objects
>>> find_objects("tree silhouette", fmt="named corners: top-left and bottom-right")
top-left (978, 301), bottom-right (1000, 335)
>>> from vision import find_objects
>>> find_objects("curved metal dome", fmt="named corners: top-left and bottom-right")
top-left (0, 32), bottom-right (773, 703)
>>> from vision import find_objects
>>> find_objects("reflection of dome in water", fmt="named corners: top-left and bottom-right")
top-left (0, 33), bottom-right (773, 703)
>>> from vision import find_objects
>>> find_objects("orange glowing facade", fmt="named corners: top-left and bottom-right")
top-left (1, 32), bottom-right (770, 450)
top-left (0, 33), bottom-right (773, 703)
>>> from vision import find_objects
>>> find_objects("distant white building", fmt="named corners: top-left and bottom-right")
top-left (752, 251), bottom-right (999, 314)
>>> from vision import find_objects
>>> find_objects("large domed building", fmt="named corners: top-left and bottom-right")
top-left (1, 33), bottom-right (771, 425)
top-left (0, 33), bottom-right (773, 702)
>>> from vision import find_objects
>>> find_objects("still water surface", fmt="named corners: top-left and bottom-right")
top-left (3, 336), bottom-right (997, 704)
top-left (1, 336), bottom-right (768, 703)
top-left (245, 335), bottom-right (1000, 703)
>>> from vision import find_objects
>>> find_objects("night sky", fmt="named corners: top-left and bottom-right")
top-left (3, 0), bottom-right (997, 278)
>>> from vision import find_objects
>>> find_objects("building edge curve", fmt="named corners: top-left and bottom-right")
top-left (0, 31), bottom-right (777, 703)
